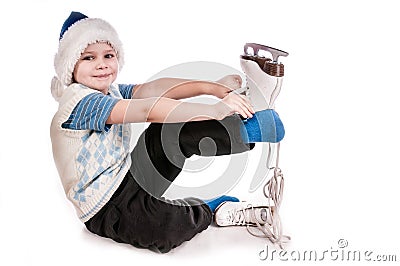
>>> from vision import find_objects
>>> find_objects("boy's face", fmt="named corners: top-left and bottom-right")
top-left (73, 42), bottom-right (119, 94)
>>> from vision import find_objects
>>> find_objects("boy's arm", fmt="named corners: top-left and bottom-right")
top-left (132, 75), bottom-right (242, 100)
top-left (107, 92), bottom-right (254, 124)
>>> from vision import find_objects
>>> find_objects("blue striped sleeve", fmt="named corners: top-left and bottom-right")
top-left (118, 84), bottom-right (135, 99)
top-left (62, 93), bottom-right (120, 132)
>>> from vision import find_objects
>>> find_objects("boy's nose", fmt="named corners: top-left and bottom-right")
top-left (96, 59), bottom-right (108, 69)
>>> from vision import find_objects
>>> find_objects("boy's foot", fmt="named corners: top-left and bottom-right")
top-left (203, 195), bottom-right (239, 213)
top-left (214, 201), bottom-right (274, 227)
top-left (214, 200), bottom-right (290, 248)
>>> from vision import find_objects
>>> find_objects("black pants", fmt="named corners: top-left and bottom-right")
top-left (85, 115), bottom-right (254, 253)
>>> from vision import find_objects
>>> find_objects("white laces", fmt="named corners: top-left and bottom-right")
top-left (246, 142), bottom-right (290, 249)
top-left (226, 205), bottom-right (254, 226)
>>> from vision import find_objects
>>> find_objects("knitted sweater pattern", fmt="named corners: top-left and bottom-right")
top-left (50, 83), bottom-right (131, 222)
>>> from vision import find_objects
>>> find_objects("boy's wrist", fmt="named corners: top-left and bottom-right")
top-left (203, 81), bottom-right (227, 98)
top-left (199, 81), bottom-right (214, 96)
top-left (213, 101), bottom-right (228, 120)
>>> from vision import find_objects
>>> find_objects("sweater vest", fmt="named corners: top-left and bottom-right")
top-left (50, 83), bottom-right (131, 222)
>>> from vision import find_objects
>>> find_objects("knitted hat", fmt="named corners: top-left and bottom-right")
top-left (51, 11), bottom-right (124, 100)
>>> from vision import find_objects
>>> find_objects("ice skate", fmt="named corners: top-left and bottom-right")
top-left (240, 43), bottom-right (288, 112)
top-left (237, 43), bottom-right (290, 248)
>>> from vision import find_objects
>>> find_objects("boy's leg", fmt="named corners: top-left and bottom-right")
top-left (85, 115), bottom-right (253, 253)
top-left (85, 171), bottom-right (212, 253)
top-left (130, 114), bottom-right (254, 198)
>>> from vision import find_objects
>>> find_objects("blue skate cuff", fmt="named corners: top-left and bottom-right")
top-left (240, 109), bottom-right (285, 143)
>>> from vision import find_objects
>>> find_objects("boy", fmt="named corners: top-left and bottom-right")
top-left (51, 11), bottom-right (281, 253)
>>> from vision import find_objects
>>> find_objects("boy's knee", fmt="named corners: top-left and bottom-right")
top-left (240, 109), bottom-right (285, 143)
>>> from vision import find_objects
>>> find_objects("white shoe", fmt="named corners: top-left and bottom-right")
top-left (214, 200), bottom-right (290, 248)
top-left (240, 43), bottom-right (288, 112)
top-left (214, 201), bottom-right (274, 227)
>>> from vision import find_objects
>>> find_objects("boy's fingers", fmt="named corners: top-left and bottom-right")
top-left (238, 103), bottom-right (253, 118)
top-left (238, 95), bottom-right (254, 113)
top-left (244, 105), bottom-right (253, 118)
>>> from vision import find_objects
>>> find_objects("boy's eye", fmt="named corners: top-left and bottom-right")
top-left (82, 55), bottom-right (95, 61)
top-left (105, 53), bottom-right (115, 59)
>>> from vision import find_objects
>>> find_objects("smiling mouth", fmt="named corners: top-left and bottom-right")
top-left (94, 74), bottom-right (112, 79)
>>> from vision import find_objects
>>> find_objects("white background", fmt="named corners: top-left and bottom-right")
top-left (1, 0), bottom-right (399, 265)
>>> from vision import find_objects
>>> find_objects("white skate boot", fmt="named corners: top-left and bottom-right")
top-left (240, 43), bottom-right (288, 112)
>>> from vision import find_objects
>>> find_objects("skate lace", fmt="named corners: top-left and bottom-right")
top-left (246, 142), bottom-right (290, 249)
top-left (241, 69), bottom-right (281, 109)
top-left (226, 207), bottom-right (252, 226)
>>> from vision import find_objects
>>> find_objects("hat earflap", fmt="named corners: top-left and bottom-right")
top-left (50, 76), bottom-right (65, 102)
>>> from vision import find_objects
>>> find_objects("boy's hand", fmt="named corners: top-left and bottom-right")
top-left (212, 74), bottom-right (243, 99)
top-left (215, 91), bottom-right (254, 120)
top-left (216, 74), bottom-right (243, 90)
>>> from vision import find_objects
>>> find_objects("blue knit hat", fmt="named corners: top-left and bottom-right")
top-left (51, 11), bottom-right (124, 100)
top-left (59, 11), bottom-right (88, 40)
